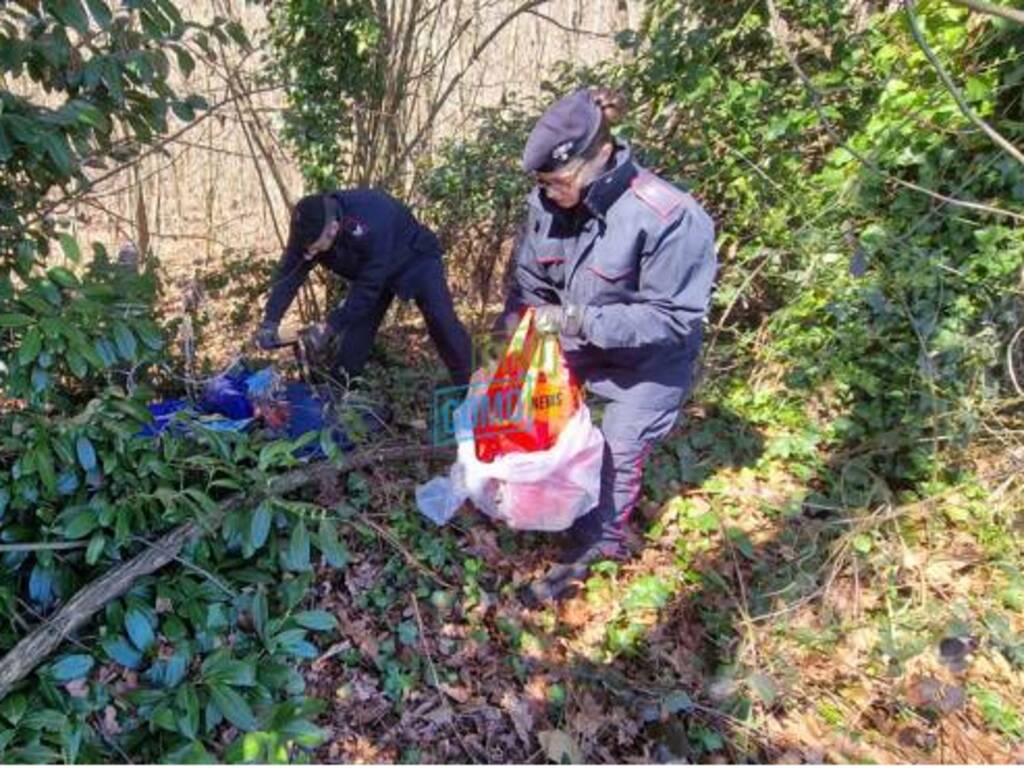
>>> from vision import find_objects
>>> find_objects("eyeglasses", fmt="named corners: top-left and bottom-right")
top-left (534, 158), bottom-right (586, 192)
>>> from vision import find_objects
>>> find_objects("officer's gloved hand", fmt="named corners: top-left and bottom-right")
top-left (561, 304), bottom-right (585, 337)
top-left (534, 304), bottom-right (585, 337)
top-left (533, 305), bottom-right (561, 334)
top-left (255, 321), bottom-right (281, 350)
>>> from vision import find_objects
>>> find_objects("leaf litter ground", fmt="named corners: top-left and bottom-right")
top-left (289, 315), bottom-right (1024, 764)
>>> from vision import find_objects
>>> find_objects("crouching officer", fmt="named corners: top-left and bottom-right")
top-left (256, 190), bottom-right (472, 387)
top-left (498, 88), bottom-right (718, 605)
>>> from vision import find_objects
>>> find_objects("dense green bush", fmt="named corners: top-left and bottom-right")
top-left (266, 0), bottom-right (383, 188)
top-left (0, 1), bottom-right (337, 761)
top-left (420, 0), bottom-right (1024, 497)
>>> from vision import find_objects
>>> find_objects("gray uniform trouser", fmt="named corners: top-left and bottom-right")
top-left (570, 398), bottom-right (681, 543)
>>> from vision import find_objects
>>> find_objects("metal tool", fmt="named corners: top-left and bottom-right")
top-left (260, 330), bottom-right (315, 384)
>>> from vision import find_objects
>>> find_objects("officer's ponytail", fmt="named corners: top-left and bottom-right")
top-left (580, 87), bottom-right (626, 163)
top-left (590, 87), bottom-right (627, 127)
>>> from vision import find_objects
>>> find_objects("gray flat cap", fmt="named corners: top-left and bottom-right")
top-left (522, 88), bottom-right (602, 174)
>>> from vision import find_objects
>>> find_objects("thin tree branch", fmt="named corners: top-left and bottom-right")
top-left (216, 36), bottom-right (286, 250)
top-left (0, 542), bottom-right (88, 553)
top-left (905, 0), bottom-right (1024, 168)
top-left (948, 0), bottom-right (1024, 25)
top-left (25, 83), bottom-right (285, 231)
top-left (389, 0), bottom-right (551, 183)
top-left (526, 9), bottom-right (616, 38)
top-left (764, 0), bottom-right (1024, 222)
top-left (167, 137), bottom-right (254, 159)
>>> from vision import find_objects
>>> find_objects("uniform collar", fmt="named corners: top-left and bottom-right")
top-left (582, 142), bottom-right (637, 218)
top-left (535, 142), bottom-right (638, 221)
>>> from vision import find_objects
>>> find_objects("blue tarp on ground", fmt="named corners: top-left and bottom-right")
top-left (140, 366), bottom-right (376, 456)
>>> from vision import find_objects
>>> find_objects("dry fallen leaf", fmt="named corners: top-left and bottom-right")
top-left (64, 678), bottom-right (88, 698)
top-left (99, 705), bottom-right (122, 737)
top-left (560, 595), bottom-right (593, 628)
top-left (440, 682), bottom-right (472, 704)
top-left (500, 691), bottom-right (535, 748)
top-left (538, 729), bottom-right (583, 764)
top-left (314, 639), bottom-right (351, 668)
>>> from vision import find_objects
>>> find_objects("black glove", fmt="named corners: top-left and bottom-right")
top-left (255, 321), bottom-right (281, 350)
top-left (534, 304), bottom-right (585, 337)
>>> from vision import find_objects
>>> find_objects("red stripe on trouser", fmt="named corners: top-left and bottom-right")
top-left (614, 442), bottom-right (654, 525)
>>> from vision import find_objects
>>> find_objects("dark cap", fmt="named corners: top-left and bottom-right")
top-left (288, 194), bottom-right (330, 252)
top-left (522, 88), bottom-right (602, 174)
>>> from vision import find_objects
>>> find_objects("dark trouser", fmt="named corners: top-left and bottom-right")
top-left (335, 258), bottom-right (472, 386)
top-left (569, 399), bottom-right (681, 545)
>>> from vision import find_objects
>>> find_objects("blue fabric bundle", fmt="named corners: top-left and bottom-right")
top-left (138, 366), bottom-right (384, 458)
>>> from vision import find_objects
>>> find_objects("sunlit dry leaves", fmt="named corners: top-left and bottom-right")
top-left (335, 736), bottom-right (396, 763)
top-left (822, 577), bottom-right (863, 618)
top-left (836, 625), bottom-right (877, 669)
top-left (500, 691), bottom-right (535, 749)
top-left (943, 716), bottom-right (1018, 763)
top-left (906, 675), bottom-right (943, 709)
top-left (775, 748), bottom-right (805, 763)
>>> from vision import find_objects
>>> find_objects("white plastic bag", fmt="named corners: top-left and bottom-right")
top-left (414, 465), bottom-right (467, 526)
top-left (415, 401), bottom-right (604, 531)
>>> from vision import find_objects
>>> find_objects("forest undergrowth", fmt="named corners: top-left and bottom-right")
top-left (281, 308), bottom-right (1024, 763)
top-left (1, 0), bottom-right (1022, 763)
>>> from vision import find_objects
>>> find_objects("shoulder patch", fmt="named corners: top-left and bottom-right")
top-left (342, 215), bottom-right (369, 239)
top-left (631, 172), bottom-right (686, 220)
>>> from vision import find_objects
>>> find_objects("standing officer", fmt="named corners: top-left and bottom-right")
top-left (256, 189), bottom-right (472, 387)
top-left (498, 88), bottom-right (718, 604)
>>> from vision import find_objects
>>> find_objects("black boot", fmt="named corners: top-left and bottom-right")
top-left (518, 521), bottom-right (626, 608)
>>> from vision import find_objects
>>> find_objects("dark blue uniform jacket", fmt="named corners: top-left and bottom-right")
top-left (263, 189), bottom-right (443, 332)
top-left (502, 144), bottom-right (718, 409)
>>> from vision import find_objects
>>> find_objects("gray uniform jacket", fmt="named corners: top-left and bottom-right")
top-left (501, 144), bottom-right (717, 409)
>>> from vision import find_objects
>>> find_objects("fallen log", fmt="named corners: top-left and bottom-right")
top-left (0, 443), bottom-right (451, 700)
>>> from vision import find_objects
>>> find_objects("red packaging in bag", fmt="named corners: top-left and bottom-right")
top-left (472, 308), bottom-right (582, 463)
